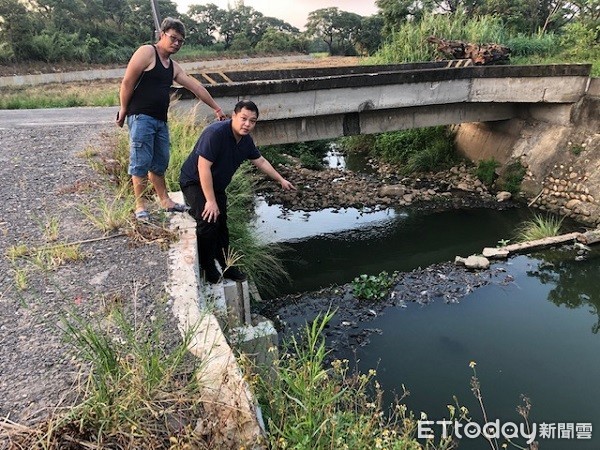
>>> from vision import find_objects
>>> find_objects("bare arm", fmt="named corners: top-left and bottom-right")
top-left (251, 156), bottom-right (296, 190)
top-left (198, 156), bottom-right (220, 222)
top-left (174, 62), bottom-right (227, 121)
top-left (117, 45), bottom-right (154, 127)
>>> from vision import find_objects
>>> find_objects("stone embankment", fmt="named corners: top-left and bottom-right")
top-left (456, 77), bottom-right (600, 226)
top-left (527, 157), bottom-right (597, 222)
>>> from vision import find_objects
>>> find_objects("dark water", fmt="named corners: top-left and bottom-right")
top-left (336, 252), bottom-right (600, 449)
top-left (253, 203), bottom-right (599, 449)
top-left (255, 201), bottom-right (544, 296)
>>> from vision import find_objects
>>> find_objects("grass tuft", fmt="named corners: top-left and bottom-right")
top-left (79, 186), bottom-right (135, 234)
top-left (4, 309), bottom-right (210, 449)
top-left (515, 213), bottom-right (564, 242)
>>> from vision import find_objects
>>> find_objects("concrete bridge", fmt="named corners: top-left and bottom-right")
top-left (172, 61), bottom-right (593, 146)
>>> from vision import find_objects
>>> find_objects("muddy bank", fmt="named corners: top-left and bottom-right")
top-left (260, 261), bottom-right (516, 351)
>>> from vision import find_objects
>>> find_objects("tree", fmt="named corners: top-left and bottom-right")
top-left (255, 27), bottom-right (308, 53)
top-left (376, 0), bottom-right (430, 36)
top-left (211, 1), bottom-right (297, 49)
top-left (184, 3), bottom-right (225, 46)
top-left (305, 7), bottom-right (363, 55)
top-left (356, 15), bottom-right (384, 55)
top-left (0, 0), bottom-right (39, 60)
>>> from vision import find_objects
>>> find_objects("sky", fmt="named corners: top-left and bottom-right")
top-left (173, 1), bottom-right (379, 30)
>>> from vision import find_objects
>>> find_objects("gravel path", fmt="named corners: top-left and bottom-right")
top-left (0, 122), bottom-right (175, 425)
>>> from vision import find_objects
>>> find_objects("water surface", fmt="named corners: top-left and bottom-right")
top-left (253, 203), bottom-right (598, 449)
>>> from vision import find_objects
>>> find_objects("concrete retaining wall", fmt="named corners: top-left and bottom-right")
top-left (167, 192), bottom-right (267, 449)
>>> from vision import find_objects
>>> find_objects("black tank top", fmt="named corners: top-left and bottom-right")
top-left (127, 45), bottom-right (174, 122)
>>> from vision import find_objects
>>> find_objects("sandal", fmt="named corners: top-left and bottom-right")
top-left (165, 203), bottom-right (189, 213)
top-left (135, 210), bottom-right (151, 221)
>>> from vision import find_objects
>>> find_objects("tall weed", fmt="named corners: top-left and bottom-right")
top-left (254, 311), bottom-right (456, 449)
top-left (371, 12), bottom-right (508, 63)
top-left (506, 33), bottom-right (560, 57)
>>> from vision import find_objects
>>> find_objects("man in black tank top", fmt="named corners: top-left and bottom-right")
top-left (116, 17), bottom-right (226, 221)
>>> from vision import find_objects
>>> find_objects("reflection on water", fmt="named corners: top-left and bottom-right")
top-left (255, 202), bottom-right (600, 449)
top-left (323, 145), bottom-right (377, 174)
top-left (335, 253), bottom-right (600, 450)
top-left (254, 204), bottom-right (536, 297)
top-left (253, 196), bottom-right (400, 243)
top-left (529, 246), bottom-right (600, 333)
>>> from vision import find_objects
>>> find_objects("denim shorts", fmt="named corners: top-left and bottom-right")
top-left (126, 114), bottom-right (170, 177)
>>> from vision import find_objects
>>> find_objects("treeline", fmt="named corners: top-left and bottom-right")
top-left (0, 0), bottom-right (597, 65)
top-left (0, 0), bottom-right (383, 63)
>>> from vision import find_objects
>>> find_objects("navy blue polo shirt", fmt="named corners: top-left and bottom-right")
top-left (179, 120), bottom-right (261, 193)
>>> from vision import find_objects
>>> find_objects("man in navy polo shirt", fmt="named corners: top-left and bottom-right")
top-left (180, 100), bottom-right (296, 283)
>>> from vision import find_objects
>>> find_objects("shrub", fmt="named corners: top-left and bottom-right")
top-left (496, 161), bottom-right (526, 194)
top-left (339, 134), bottom-right (376, 153)
top-left (257, 145), bottom-right (293, 167)
top-left (475, 159), bottom-right (500, 187)
top-left (370, 126), bottom-right (458, 174)
top-left (559, 22), bottom-right (599, 59)
top-left (299, 152), bottom-right (324, 170)
top-left (405, 137), bottom-right (457, 173)
top-left (261, 140), bottom-right (331, 170)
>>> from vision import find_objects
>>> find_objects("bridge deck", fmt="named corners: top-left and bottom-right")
top-left (170, 62), bottom-right (592, 145)
top-left (177, 62), bottom-right (591, 98)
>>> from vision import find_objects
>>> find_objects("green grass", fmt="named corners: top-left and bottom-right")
top-left (475, 159), bottom-right (500, 187)
top-left (0, 82), bottom-right (119, 109)
top-left (79, 186), bottom-right (135, 234)
top-left (351, 126), bottom-right (459, 174)
top-left (515, 213), bottom-right (564, 242)
top-left (254, 310), bottom-right (456, 449)
top-left (5, 310), bottom-right (209, 449)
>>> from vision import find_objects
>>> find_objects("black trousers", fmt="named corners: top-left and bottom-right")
top-left (181, 184), bottom-right (229, 271)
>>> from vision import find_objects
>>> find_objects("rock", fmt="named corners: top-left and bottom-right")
top-left (455, 255), bottom-right (490, 269)
top-left (566, 199), bottom-right (582, 209)
top-left (496, 191), bottom-right (512, 202)
top-left (482, 247), bottom-right (509, 258)
top-left (378, 184), bottom-right (406, 197)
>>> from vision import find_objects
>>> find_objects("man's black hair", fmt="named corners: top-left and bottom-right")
top-left (161, 17), bottom-right (185, 38)
top-left (234, 100), bottom-right (259, 118)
